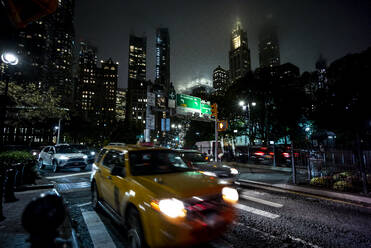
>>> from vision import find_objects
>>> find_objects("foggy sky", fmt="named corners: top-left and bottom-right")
top-left (75, 0), bottom-right (371, 89)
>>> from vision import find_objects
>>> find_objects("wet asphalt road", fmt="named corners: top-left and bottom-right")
top-left (42, 167), bottom-right (371, 248)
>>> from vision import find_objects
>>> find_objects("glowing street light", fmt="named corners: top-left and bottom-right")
top-left (1, 52), bottom-right (19, 65)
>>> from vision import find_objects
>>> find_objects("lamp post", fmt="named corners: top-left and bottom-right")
top-left (239, 100), bottom-right (256, 161)
top-left (1, 52), bottom-right (19, 146)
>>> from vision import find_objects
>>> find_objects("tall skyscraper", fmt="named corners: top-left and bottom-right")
top-left (258, 18), bottom-right (280, 68)
top-left (96, 58), bottom-right (118, 127)
top-left (229, 21), bottom-right (251, 83)
top-left (213, 65), bottom-right (228, 92)
top-left (128, 35), bottom-right (146, 81)
top-left (155, 28), bottom-right (170, 89)
top-left (127, 34), bottom-right (148, 123)
top-left (78, 41), bottom-right (97, 117)
top-left (116, 88), bottom-right (127, 122)
top-left (45, 0), bottom-right (75, 107)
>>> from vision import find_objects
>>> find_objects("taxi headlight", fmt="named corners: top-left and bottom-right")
top-left (230, 168), bottom-right (239, 175)
top-left (59, 155), bottom-right (69, 160)
top-left (199, 171), bottom-right (217, 177)
top-left (222, 187), bottom-right (239, 204)
top-left (83, 155), bottom-right (88, 159)
top-left (151, 198), bottom-right (186, 218)
top-left (90, 151), bottom-right (96, 156)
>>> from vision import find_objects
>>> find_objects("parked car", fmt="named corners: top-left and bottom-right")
top-left (176, 149), bottom-right (239, 185)
top-left (69, 144), bottom-right (96, 165)
top-left (38, 144), bottom-right (89, 172)
top-left (91, 143), bottom-right (238, 247)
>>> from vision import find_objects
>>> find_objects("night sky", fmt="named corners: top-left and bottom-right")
top-left (75, 0), bottom-right (371, 90)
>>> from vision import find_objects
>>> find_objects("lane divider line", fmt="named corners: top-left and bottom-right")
top-left (77, 202), bottom-right (92, 207)
top-left (235, 203), bottom-right (280, 219)
top-left (45, 171), bottom-right (92, 179)
top-left (82, 210), bottom-right (116, 248)
top-left (240, 194), bottom-right (283, 208)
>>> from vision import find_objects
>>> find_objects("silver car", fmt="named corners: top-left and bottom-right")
top-left (38, 144), bottom-right (88, 172)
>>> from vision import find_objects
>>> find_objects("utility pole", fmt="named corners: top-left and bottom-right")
top-left (56, 119), bottom-right (61, 144)
top-left (211, 103), bottom-right (218, 162)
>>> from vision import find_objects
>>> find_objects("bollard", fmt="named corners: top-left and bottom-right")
top-left (4, 167), bottom-right (18, 203)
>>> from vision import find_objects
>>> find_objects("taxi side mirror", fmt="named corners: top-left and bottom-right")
top-left (111, 165), bottom-right (125, 177)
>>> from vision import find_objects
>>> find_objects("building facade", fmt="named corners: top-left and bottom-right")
top-left (213, 65), bottom-right (228, 92)
top-left (258, 20), bottom-right (280, 69)
top-left (116, 88), bottom-right (127, 122)
top-left (229, 22), bottom-right (251, 83)
top-left (127, 34), bottom-right (148, 123)
top-left (155, 28), bottom-right (170, 89)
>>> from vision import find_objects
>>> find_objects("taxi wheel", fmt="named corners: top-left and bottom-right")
top-left (52, 160), bottom-right (59, 173)
top-left (127, 208), bottom-right (146, 248)
top-left (92, 182), bottom-right (100, 210)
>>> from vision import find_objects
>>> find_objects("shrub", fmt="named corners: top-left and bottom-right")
top-left (310, 176), bottom-right (333, 187)
top-left (0, 151), bottom-right (38, 185)
top-left (333, 180), bottom-right (354, 192)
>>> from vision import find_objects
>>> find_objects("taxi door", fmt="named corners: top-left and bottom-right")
top-left (98, 150), bottom-right (117, 207)
top-left (110, 151), bottom-right (130, 214)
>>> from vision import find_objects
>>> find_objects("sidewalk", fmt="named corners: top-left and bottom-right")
top-left (225, 162), bottom-right (371, 206)
top-left (0, 189), bottom-right (50, 247)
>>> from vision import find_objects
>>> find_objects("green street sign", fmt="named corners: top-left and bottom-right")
top-left (176, 94), bottom-right (201, 112)
top-left (201, 103), bottom-right (211, 115)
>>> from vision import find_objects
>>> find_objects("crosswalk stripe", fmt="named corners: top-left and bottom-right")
top-left (45, 171), bottom-right (91, 179)
top-left (235, 203), bottom-right (280, 219)
top-left (240, 194), bottom-right (283, 208)
top-left (82, 211), bottom-right (116, 248)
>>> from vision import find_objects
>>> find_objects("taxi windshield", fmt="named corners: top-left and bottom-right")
top-left (129, 150), bottom-right (191, 176)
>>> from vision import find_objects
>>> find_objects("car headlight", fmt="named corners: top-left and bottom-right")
top-left (83, 155), bottom-right (88, 159)
top-left (90, 151), bottom-right (95, 156)
top-left (151, 198), bottom-right (186, 218)
top-left (222, 187), bottom-right (239, 204)
top-left (59, 155), bottom-right (69, 160)
top-left (230, 168), bottom-right (239, 175)
top-left (32, 152), bottom-right (37, 156)
top-left (199, 171), bottom-right (217, 177)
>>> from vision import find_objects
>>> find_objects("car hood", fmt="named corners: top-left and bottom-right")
top-left (55, 153), bottom-right (86, 159)
top-left (192, 162), bottom-right (231, 173)
top-left (133, 171), bottom-right (224, 199)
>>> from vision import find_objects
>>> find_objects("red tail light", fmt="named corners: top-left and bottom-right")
top-left (282, 152), bottom-right (290, 158)
top-left (269, 152), bottom-right (274, 156)
top-left (254, 151), bottom-right (265, 156)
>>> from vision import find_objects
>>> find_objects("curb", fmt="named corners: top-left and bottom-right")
top-left (237, 179), bottom-right (371, 207)
top-left (15, 183), bottom-right (55, 192)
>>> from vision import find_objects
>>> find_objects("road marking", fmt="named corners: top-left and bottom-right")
top-left (77, 202), bottom-right (91, 207)
top-left (235, 203), bottom-right (280, 219)
top-left (288, 235), bottom-right (322, 248)
top-left (82, 211), bottom-right (116, 248)
top-left (55, 182), bottom-right (90, 193)
top-left (45, 171), bottom-right (91, 179)
top-left (240, 194), bottom-right (283, 208)
top-left (209, 238), bottom-right (234, 248)
top-left (235, 222), bottom-right (321, 248)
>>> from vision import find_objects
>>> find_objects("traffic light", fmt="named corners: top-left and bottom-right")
top-left (217, 120), bottom-right (228, 132)
top-left (5, 0), bottom-right (58, 28)
top-left (211, 103), bottom-right (218, 119)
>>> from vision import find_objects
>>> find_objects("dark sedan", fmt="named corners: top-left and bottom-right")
top-left (176, 149), bottom-right (239, 185)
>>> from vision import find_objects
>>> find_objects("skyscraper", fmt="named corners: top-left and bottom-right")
top-left (45, 0), bottom-right (75, 108)
top-left (128, 35), bottom-right (146, 81)
top-left (229, 21), bottom-right (251, 83)
top-left (155, 28), bottom-right (170, 89)
top-left (78, 41), bottom-right (97, 118)
top-left (127, 34), bottom-right (148, 123)
top-left (258, 18), bottom-right (280, 69)
top-left (213, 65), bottom-right (228, 92)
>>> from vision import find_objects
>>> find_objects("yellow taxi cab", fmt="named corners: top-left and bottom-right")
top-left (91, 143), bottom-right (238, 248)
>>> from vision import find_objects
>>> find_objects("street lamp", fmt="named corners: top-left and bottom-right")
top-left (239, 100), bottom-right (256, 160)
top-left (1, 52), bottom-right (19, 146)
